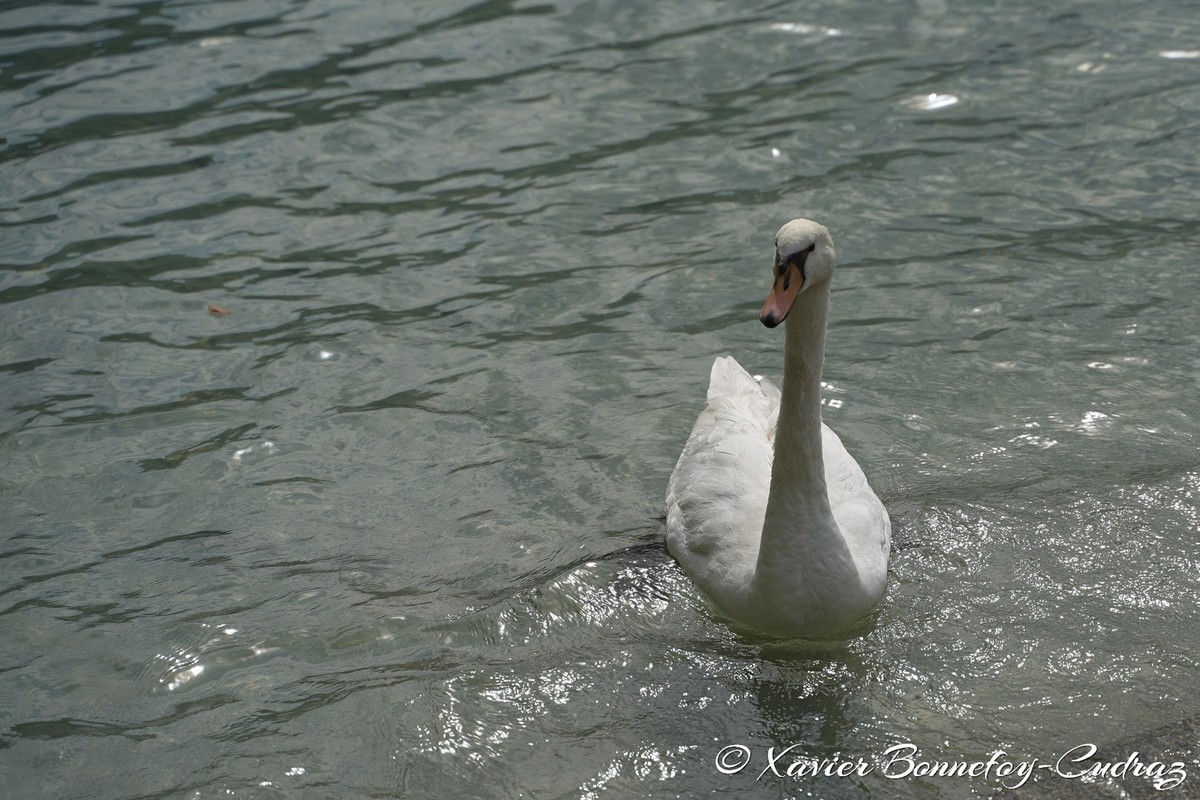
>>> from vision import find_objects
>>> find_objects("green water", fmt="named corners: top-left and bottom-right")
top-left (2, 1), bottom-right (1198, 798)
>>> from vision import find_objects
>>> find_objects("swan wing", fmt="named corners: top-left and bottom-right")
top-left (821, 424), bottom-right (891, 587)
top-left (665, 356), bottom-right (775, 590)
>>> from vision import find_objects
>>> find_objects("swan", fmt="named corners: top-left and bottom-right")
top-left (665, 219), bottom-right (890, 637)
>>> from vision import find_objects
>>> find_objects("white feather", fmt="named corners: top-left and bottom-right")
top-left (665, 220), bottom-right (891, 637)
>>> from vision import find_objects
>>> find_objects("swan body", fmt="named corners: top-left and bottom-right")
top-left (665, 219), bottom-right (890, 637)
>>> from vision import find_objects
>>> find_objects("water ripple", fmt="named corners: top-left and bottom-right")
top-left (3, 0), bottom-right (1200, 798)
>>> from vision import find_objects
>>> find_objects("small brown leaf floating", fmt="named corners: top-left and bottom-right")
top-left (207, 304), bottom-right (231, 317)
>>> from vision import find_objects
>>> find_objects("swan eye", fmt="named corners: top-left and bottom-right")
top-left (786, 244), bottom-right (816, 285)
top-left (789, 243), bottom-right (816, 267)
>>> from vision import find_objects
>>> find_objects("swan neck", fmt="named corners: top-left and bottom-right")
top-left (756, 283), bottom-right (839, 574)
top-left (777, 283), bottom-right (830, 485)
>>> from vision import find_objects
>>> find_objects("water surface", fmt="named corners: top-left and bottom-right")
top-left (2, 0), bottom-right (1199, 797)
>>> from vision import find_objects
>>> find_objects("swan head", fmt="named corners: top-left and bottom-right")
top-left (759, 219), bottom-right (836, 328)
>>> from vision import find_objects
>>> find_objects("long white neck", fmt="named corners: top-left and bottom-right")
top-left (753, 282), bottom-right (857, 595)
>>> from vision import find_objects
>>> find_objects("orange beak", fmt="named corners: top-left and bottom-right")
top-left (759, 259), bottom-right (804, 328)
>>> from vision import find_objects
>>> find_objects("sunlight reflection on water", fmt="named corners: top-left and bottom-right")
top-left (2, 0), bottom-right (1199, 798)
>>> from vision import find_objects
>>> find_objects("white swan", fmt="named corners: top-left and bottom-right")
top-left (665, 219), bottom-right (890, 637)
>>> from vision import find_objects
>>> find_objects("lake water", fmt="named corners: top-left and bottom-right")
top-left (2, 1), bottom-right (1199, 798)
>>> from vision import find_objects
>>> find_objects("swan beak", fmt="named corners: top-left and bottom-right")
top-left (760, 260), bottom-right (804, 328)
